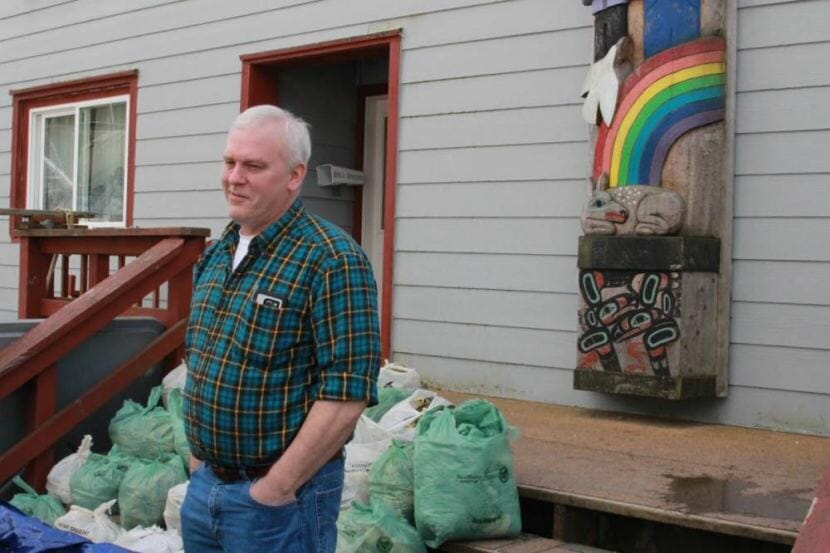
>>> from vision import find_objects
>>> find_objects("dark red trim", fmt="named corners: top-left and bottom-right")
top-left (9, 71), bottom-right (139, 238)
top-left (239, 31), bottom-right (401, 359)
top-left (380, 37), bottom-right (401, 360)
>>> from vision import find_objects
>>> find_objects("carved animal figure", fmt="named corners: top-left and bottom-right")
top-left (581, 174), bottom-right (685, 236)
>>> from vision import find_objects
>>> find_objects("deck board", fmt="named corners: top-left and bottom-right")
top-left (440, 392), bottom-right (830, 545)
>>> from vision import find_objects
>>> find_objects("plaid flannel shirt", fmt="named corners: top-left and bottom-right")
top-left (183, 200), bottom-right (381, 468)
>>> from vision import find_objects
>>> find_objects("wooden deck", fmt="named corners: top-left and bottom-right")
top-left (441, 392), bottom-right (830, 546)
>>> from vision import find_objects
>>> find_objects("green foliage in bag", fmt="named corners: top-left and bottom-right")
top-left (9, 476), bottom-right (66, 525)
top-left (118, 453), bottom-right (187, 529)
top-left (413, 399), bottom-right (521, 548)
top-left (368, 439), bottom-right (415, 522)
top-left (364, 387), bottom-right (412, 423)
top-left (108, 386), bottom-right (174, 459)
top-left (166, 388), bottom-right (191, 470)
top-left (336, 500), bottom-right (425, 553)
top-left (69, 452), bottom-right (130, 510)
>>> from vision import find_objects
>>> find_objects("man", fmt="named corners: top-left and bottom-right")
top-left (181, 105), bottom-right (381, 552)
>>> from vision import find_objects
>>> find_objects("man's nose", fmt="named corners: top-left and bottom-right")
top-left (226, 163), bottom-right (246, 184)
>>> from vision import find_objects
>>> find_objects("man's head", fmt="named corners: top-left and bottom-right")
top-left (222, 105), bottom-right (311, 236)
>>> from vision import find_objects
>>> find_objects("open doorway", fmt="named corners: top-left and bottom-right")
top-left (239, 31), bottom-right (401, 358)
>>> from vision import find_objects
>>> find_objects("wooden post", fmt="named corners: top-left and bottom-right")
top-left (18, 237), bottom-right (56, 489)
top-left (165, 252), bottom-right (194, 371)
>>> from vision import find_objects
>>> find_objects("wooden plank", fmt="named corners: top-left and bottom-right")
top-left (401, 29), bottom-right (591, 84)
top-left (394, 252), bottom-right (579, 294)
top-left (396, 218), bottom-right (581, 256)
top-left (399, 67), bottom-right (586, 117)
top-left (392, 319), bottom-right (576, 369)
top-left (15, 227), bottom-right (210, 237)
top-left (736, 131), bottom-right (830, 175)
top-left (398, 0), bottom-right (589, 50)
top-left (399, 106), bottom-right (586, 150)
top-left (136, 133), bottom-right (225, 165)
top-left (733, 219), bottom-right (830, 261)
top-left (398, 143), bottom-right (588, 184)
top-left (737, 87), bottom-right (830, 134)
top-left (135, 162), bottom-right (223, 193)
top-left (0, 0), bottom-right (316, 64)
top-left (737, 0), bottom-right (830, 50)
top-left (737, 42), bottom-right (830, 92)
top-left (730, 344), bottom-right (830, 395)
top-left (138, 74), bottom-right (239, 114)
top-left (436, 392), bottom-right (829, 543)
top-left (0, 0), bottom-right (174, 40)
top-left (733, 260), bottom-right (830, 305)
top-left (731, 301), bottom-right (830, 350)
top-left (734, 175), bottom-right (830, 217)
top-left (439, 534), bottom-right (567, 553)
top-left (396, 181), bottom-right (586, 218)
top-left (137, 102), bottom-right (238, 140)
top-left (0, 0), bottom-right (502, 87)
top-left (394, 286), bottom-right (577, 332)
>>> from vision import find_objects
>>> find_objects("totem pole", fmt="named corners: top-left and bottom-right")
top-left (575, 0), bottom-right (733, 399)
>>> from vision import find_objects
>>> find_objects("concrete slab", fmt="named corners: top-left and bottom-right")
top-left (440, 392), bottom-right (830, 546)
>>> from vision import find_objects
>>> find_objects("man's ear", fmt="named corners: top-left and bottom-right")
top-left (287, 163), bottom-right (307, 193)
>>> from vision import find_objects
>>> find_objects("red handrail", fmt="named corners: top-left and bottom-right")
top-left (0, 227), bottom-right (208, 488)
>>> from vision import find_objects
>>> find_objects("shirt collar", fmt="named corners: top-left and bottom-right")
top-left (218, 198), bottom-right (305, 253)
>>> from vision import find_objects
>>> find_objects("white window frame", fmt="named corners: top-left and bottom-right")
top-left (27, 94), bottom-right (130, 228)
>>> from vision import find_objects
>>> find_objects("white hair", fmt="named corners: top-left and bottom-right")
top-left (231, 105), bottom-right (311, 169)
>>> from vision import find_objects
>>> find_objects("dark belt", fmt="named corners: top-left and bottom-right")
top-left (208, 450), bottom-right (344, 484)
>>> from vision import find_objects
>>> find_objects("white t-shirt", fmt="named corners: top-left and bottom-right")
top-left (232, 233), bottom-right (254, 270)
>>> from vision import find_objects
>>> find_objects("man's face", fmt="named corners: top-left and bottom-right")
top-left (221, 121), bottom-right (306, 236)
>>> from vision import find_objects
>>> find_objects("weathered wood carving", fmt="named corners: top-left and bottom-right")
top-left (574, 0), bottom-right (731, 399)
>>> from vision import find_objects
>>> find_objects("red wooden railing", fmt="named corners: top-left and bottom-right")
top-left (0, 227), bottom-right (208, 488)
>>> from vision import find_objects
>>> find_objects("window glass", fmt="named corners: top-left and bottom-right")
top-left (77, 103), bottom-right (126, 222)
top-left (42, 114), bottom-right (75, 211)
top-left (32, 99), bottom-right (127, 224)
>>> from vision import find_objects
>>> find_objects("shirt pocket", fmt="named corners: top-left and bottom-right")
top-left (234, 296), bottom-right (303, 367)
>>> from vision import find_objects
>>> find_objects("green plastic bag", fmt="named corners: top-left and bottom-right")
top-left (336, 500), bottom-right (425, 553)
top-left (368, 439), bottom-right (415, 522)
top-left (118, 453), bottom-right (187, 529)
top-left (69, 452), bottom-right (130, 510)
top-left (364, 387), bottom-right (412, 423)
top-left (109, 385), bottom-right (174, 459)
top-left (413, 399), bottom-right (521, 548)
top-left (166, 388), bottom-right (191, 470)
top-left (9, 476), bottom-right (66, 526)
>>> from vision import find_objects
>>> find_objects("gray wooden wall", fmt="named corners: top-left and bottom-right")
top-left (0, 0), bottom-right (827, 435)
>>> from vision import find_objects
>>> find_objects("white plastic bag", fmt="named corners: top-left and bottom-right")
top-left (342, 416), bottom-right (392, 509)
top-left (114, 525), bottom-right (183, 553)
top-left (161, 361), bottom-right (187, 408)
top-left (163, 481), bottom-right (189, 531)
top-left (54, 499), bottom-right (122, 543)
top-left (377, 360), bottom-right (421, 389)
top-left (46, 434), bottom-right (93, 505)
top-left (379, 390), bottom-right (452, 441)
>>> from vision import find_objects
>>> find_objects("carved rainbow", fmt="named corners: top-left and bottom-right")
top-left (593, 38), bottom-right (726, 187)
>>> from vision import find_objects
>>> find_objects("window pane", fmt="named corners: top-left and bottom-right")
top-left (42, 114), bottom-right (75, 211)
top-left (77, 103), bottom-right (126, 222)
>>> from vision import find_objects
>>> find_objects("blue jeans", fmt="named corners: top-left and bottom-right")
top-left (181, 458), bottom-right (344, 552)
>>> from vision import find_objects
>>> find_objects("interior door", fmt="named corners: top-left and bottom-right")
top-left (361, 95), bottom-right (388, 313)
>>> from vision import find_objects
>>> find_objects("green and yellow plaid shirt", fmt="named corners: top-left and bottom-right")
top-left (183, 200), bottom-right (380, 468)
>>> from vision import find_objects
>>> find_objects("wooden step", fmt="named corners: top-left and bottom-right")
top-left (438, 534), bottom-right (616, 553)
top-left (439, 391), bottom-right (829, 547)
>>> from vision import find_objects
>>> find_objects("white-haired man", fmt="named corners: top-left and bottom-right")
top-left (181, 105), bottom-right (381, 552)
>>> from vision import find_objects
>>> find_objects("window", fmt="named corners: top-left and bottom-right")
top-left (10, 71), bottom-right (137, 232)
top-left (29, 97), bottom-right (128, 224)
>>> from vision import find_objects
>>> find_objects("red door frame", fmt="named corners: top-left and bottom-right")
top-left (239, 30), bottom-right (401, 359)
